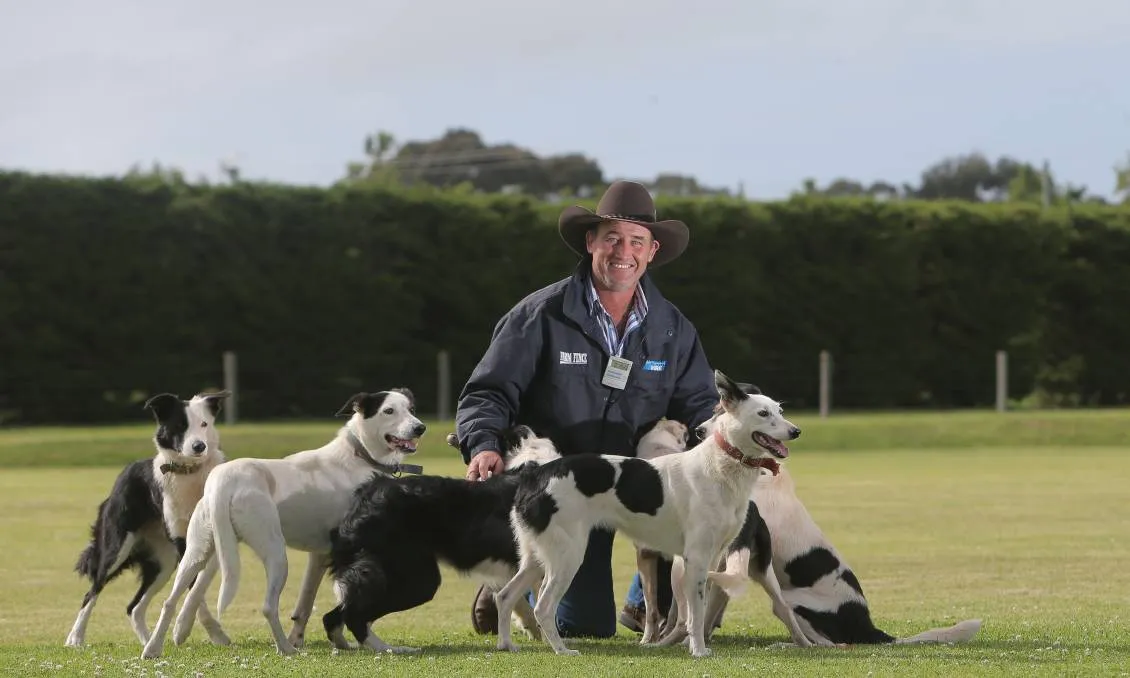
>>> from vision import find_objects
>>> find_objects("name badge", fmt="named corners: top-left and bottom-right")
top-left (602, 356), bottom-right (633, 390)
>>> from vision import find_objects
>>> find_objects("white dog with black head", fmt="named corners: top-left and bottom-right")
top-left (493, 370), bottom-right (799, 658)
top-left (140, 388), bottom-right (427, 659)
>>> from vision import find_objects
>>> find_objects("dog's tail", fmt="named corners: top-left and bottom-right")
top-left (74, 542), bottom-right (98, 579)
top-left (211, 483), bottom-right (242, 617)
top-left (707, 548), bottom-right (751, 599)
top-left (74, 510), bottom-right (106, 580)
top-left (894, 618), bottom-right (982, 645)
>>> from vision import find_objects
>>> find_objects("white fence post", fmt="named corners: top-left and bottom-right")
top-left (437, 350), bottom-right (451, 421)
top-left (996, 350), bottom-right (1008, 413)
top-left (819, 350), bottom-right (831, 419)
top-left (222, 350), bottom-right (238, 425)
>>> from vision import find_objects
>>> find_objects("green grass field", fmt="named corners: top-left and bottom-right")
top-left (2, 409), bottom-right (1128, 677)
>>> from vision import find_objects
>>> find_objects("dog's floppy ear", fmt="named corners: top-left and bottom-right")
top-left (714, 370), bottom-right (748, 411)
top-left (144, 393), bottom-right (182, 422)
top-left (445, 432), bottom-right (460, 448)
top-left (336, 392), bottom-right (379, 418)
top-left (391, 387), bottom-right (415, 408)
top-left (197, 390), bottom-right (232, 418)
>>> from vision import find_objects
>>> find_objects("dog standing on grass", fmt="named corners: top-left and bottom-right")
top-left (140, 388), bottom-right (427, 659)
top-left (66, 390), bottom-right (232, 648)
top-left (493, 370), bottom-right (800, 658)
top-left (633, 404), bottom-right (816, 649)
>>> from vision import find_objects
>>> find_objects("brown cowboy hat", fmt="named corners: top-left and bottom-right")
top-left (558, 180), bottom-right (689, 267)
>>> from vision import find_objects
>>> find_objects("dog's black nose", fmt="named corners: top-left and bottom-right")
top-left (191, 440), bottom-right (207, 454)
top-left (694, 425), bottom-right (708, 440)
top-left (413, 423), bottom-right (426, 437)
top-left (788, 426), bottom-right (801, 440)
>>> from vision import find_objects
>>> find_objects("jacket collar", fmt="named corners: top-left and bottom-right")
top-left (563, 259), bottom-right (674, 358)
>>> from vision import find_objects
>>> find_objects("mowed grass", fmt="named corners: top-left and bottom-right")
top-left (1, 409), bottom-right (1129, 677)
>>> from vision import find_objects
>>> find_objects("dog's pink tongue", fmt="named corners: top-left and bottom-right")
top-left (756, 432), bottom-right (788, 458)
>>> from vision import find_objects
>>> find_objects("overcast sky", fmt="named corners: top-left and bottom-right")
top-left (2, 0), bottom-right (1128, 199)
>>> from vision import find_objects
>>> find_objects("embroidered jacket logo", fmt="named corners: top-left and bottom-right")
top-left (559, 351), bottom-right (588, 365)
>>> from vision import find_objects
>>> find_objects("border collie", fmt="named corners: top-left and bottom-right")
top-left (140, 389), bottom-right (426, 659)
top-left (65, 390), bottom-right (232, 648)
top-left (321, 425), bottom-right (562, 653)
top-left (493, 370), bottom-right (797, 658)
top-left (695, 389), bottom-right (982, 647)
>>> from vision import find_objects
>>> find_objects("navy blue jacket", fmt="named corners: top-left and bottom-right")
top-left (454, 260), bottom-right (718, 463)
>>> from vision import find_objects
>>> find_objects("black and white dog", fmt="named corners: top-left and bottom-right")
top-left (321, 425), bottom-right (562, 653)
top-left (494, 370), bottom-right (797, 658)
top-left (695, 388), bottom-right (982, 647)
top-left (65, 390), bottom-right (232, 648)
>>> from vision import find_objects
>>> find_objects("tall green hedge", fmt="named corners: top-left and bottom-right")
top-left (2, 171), bottom-right (1127, 424)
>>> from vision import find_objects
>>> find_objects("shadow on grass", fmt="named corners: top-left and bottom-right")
top-left (282, 631), bottom-right (1130, 662)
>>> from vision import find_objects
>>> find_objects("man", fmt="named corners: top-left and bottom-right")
top-left (453, 180), bottom-right (718, 639)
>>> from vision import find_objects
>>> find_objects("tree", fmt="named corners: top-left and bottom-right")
top-left (1116, 153), bottom-right (1130, 204)
top-left (912, 152), bottom-right (1024, 202)
top-left (342, 127), bottom-right (604, 196)
top-left (793, 177), bottom-right (904, 199)
top-left (343, 130), bottom-right (400, 185)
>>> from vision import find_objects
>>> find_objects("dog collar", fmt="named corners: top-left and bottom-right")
top-left (346, 430), bottom-right (424, 477)
top-left (713, 430), bottom-right (780, 475)
top-left (159, 462), bottom-right (203, 475)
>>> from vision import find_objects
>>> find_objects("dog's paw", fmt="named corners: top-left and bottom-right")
top-left (691, 647), bottom-right (713, 658)
top-left (522, 626), bottom-right (543, 641)
top-left (274, 640), bottom-right (299, 657)
top-left (554, 647), bottom-right (581, 657)
top-left (327, 630), bottom-right (352, 651)
top-left (387, 645), bottom-right (421, 655)
top-left (497, 640), bottom-right (520, 653)
top-left (63, 637), bottom-right (83, 649)
top-left (207, 628), bottom-right (231, 646)
top-left (140, 643), bottom-right (163, 660)
top-left (288, 634), bottom-right (305, 650)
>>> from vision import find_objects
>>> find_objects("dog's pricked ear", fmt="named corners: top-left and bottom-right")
top-left (144, 393), bottom-right (182, 421)
top-left (714, 370), bottom-right (747, 409)
top-left (335, 392), bottom-right (378, 418)
top-left (499, 424), bottom-right (535, 455)
top-left (736, 382), bottom-right (761, 396)
top-left (198, 389), bottom-right (232, 417)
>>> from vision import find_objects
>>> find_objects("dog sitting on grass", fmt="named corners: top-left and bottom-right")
top-left (695, 387), bottom-right (983, 647)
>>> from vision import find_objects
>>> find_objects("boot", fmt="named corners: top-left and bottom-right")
top-left (471, 584), bottom-right (499, 635)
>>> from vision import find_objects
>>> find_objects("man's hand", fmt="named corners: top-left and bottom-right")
top-left (466, 450), bottom-right (505, 481)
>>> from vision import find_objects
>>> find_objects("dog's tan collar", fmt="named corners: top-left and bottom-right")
top-left (159, 461), bottom-right (203, 476)
top-left (345, 430), bottom-right (424, 477)
top-left (713, 430), bottom-right (780, 475)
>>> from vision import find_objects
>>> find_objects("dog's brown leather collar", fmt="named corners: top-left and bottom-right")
top-left (346, 430), bottom-right (424, 476)
top-left (713, 430), bottom-right (780, 475)
top-left (160, 461), bottom-right (203, 475)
